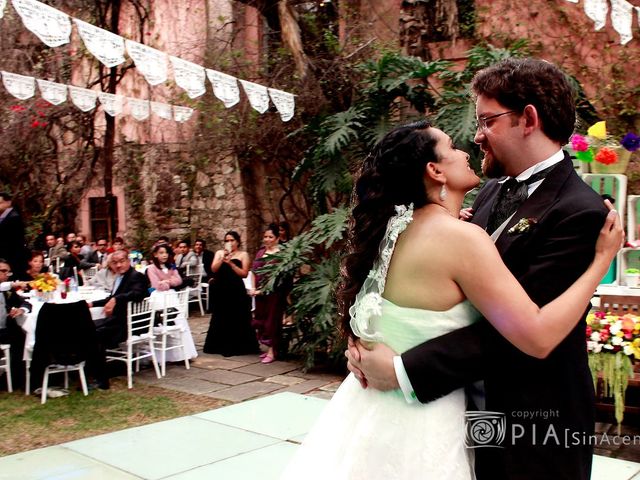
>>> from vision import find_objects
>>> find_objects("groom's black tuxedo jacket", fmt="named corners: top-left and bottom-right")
top-left (402, 154), bottom-right (606, 480)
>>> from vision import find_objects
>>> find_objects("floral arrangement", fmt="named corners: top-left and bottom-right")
top-left (586, 310), bottom-right (640, 424)
top-left (29, 272), bottom-right (59, 292)
top-left (586, 311), bottom-right (640, 356)
top-left (570, 121), bottom-right (639, 165)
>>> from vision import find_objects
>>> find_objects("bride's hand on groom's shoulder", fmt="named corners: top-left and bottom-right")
top-left (346, 337), bottom-right (399, 391)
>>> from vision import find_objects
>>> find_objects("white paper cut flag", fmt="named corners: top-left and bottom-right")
top-left (12, 0), bottom-right (71, 47)
top-left (98, 92), bottom-right (124, 116)
top-left (206, 69), bottom-right (240, 108)
top-left (2, 71), bottom-right (35, 100)
top-left (125, 40), bottom-right (168, 86)
top-left (128, 98), bottom-right (150, 121)
top-left (1, 0), bottom-right (7, 18)
top-left (611, 0), bottom-right (634, 45)
top-left (74, 19), bottom-right (126, 68)
top-left (268, 88), bottom-right (295, 122)
top-left (239, 79), bottom-right (270, 114)
top-left (68, 86), bottom-right (97, 112)
top-left (169, 56), bottom-right (206, 99)
top-left (564, 0), bottom-right (578, 3)
top-left (151, 101), bottom-right (173, 120)
top-left (37, 79), bottom-right (67, 105)
top-left (584, 0), bottom-right (609, 30)
top-left (173, 105), bottom-right (194, 122)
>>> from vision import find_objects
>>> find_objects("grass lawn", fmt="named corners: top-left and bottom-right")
top-left (0, 377), bottom-right (228, 457)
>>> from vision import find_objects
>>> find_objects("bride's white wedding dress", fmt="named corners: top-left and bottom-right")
top-left (280, 205), bottom-right (480, 480)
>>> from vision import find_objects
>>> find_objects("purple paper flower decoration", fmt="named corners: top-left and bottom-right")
top-left (621, 133), bottom-right (640, 152)
top-left (571, 134), bottom-right (589, 152)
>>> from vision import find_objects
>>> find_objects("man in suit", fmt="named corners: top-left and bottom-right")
top-left (44, 234), bottom-right (68, 268)
top-left (347, 58), bottom-right (606, 479)
top-left (193, 238), bottom-right (214, 280)
top-left (0, 192), bottom-right (27, 278)
top-left (0, 259), bottom-right (30, 390)
top-left (175, 239), bottom-right (198, 277)
top-left (88, 250), bottom-right (149, 388)
top-left (85, 237), bottom-right (108, 268)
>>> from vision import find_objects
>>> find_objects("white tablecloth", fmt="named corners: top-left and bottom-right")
top-left (148, 290), bottom-right (198, 362)
top-left (19, 289), bottom-right (109, 361)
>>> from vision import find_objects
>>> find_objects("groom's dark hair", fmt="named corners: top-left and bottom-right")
top-left (338, 120), bottom-right (440, 336)
top-left (471, 58), bottom-right (576, 145)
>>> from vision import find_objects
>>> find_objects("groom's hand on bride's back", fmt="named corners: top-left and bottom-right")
top-left (346, 337), bottom-right (399, 391)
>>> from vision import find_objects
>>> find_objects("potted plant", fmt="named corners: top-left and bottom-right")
top-left (570, 122), bottom-right (639, 174)
top-left (624, 268), bottom-right (640, 287)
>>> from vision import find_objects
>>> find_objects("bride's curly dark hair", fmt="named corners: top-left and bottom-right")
top-left (338, 120), bottom-right (440, 336)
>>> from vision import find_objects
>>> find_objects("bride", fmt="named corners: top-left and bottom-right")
top-left (280, 120), bottom-right (622, 479)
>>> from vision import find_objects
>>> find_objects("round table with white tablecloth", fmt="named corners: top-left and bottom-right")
top-left (18, 288), bottom-right (109, 361)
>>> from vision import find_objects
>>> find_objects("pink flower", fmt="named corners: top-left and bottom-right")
top-left (571, 134), bottom-right (589, 152)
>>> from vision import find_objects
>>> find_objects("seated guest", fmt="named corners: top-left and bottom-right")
top-left (193, 238), bottom-right (214, 280)
top-left (88, 254), bottom-right (117, 292)
top-left (175, 239), bottom-right (198, 276)
top-left (44, 234), bottom-right (67, 266)
top-left (64, 232), bottom-right (76, 250)
top-left (0, 259), bottom-right (30, 390)
top-left (86, 237), bottom-right (108, 268)
top-left (77, 234), bottom-right (93, 259)
top-left (87, 250), bottom-right (150, 388)
top-left (107, 236), bottom-right (125, 254)
top-left (59, 241), bottom-right (93, 285)
top-left (146, 244), bottom-right (184, 291)
top-left (16, 251), bottom-right (46, 283)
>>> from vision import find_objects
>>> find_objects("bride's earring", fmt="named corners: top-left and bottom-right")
top-left (439, 184), bottom-right (447, 201)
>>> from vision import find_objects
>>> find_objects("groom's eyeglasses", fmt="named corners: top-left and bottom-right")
top-left (475, 111), bottom-right (516, 131)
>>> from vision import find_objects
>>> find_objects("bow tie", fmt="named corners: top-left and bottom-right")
top-left (486, 164), bottom-right (556, 234)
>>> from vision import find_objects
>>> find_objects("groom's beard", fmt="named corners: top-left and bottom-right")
top-left (481, 151), bottom-right (506, 178)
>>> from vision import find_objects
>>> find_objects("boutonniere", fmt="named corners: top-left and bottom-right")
top-left (508, 217), bottom-right (538, 235)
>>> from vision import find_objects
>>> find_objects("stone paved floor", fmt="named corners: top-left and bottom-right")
top-left (133, 313), bottom-right (344, 402)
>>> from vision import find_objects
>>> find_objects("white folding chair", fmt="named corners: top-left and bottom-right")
top-left (153, 290), bottom-right (191, 377)
top-left (0, 344), bottom-right (12, 393)
top-left (83, 265), bottom-right (99, 283)
top-left (185, 263), bottom-right (205, 316)
top-left (105, 298), bottom-right (161, 389)
top-left (41, 362), bottom-right (88, 404)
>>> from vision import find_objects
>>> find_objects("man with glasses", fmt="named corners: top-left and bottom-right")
top-left (87, 250), bottom-right (149, 389)
top-left (0, 259), bottom-right (29, 390)
top-left (348, 58), bottom-right (608, 479)
top-left (86, 237), bottom-right (109, 268)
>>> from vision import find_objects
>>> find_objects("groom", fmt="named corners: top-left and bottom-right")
top-left (347, 58), bottom-right (608, 479)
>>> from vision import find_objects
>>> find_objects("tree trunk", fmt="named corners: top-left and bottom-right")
top-left (278, 0), bottom-right (309, 80)
top-left (103, 0), bottom-right (121, 241)
top-left (400, 0), bottom-right (459, 59)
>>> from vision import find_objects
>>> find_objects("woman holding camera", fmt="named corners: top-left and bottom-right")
top-left (203, 231), bottom-right (258, 356)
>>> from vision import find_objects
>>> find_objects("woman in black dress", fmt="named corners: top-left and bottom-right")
top-left (203, 231), bottom-right (259, 356)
